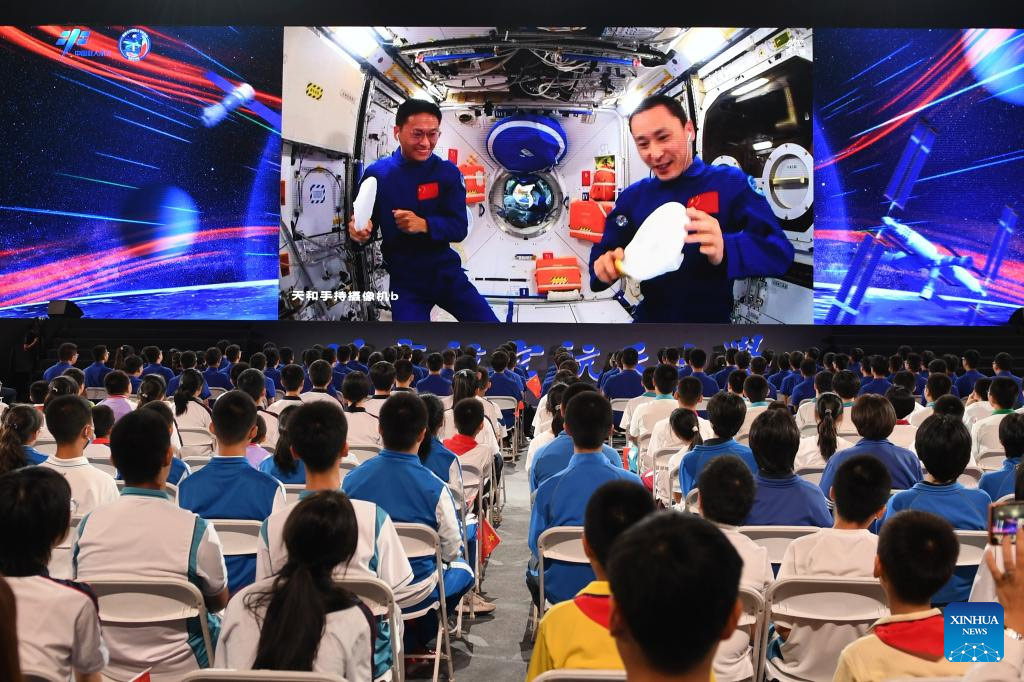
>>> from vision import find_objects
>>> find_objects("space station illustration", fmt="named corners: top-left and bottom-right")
top-left (278, 27), bottom-right (814, 323)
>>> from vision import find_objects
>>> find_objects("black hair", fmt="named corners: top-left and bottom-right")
top-left (743, 375), bottom-right (769, 403)
top-left (45, 376), bottom-right (79, 408)
top-left (0, 467), bottom-right (71, 575)
top-left (180, 350), bottom-right (198, 370)
top-left (877, 510), bottom-right (958, 604)
top-left (205, 347), bottom-right (223, 369)
top-left (560, 381), bottom-right (599, 414)
top-left (212, 390), bottom-right (258, 446)
top-left (546, 383), bottom-right (569, 436)
top-left (426, 353), bottom-right (444, 372)
top-left (266, 347), bottom-right (282, 367)
top-left (962, 349), bottom-right (981, 369)
top-left (396, 98), bottom-right (442, 128)
top-left (142, 345), bottom-right (161, 365)
top-left (174, 369), bottom-right (207, 418)
top-left (137, 374), bottom-right (166, 406)
top-left (925, 373), bottom-right (952, 402)
top-left (689, 348), bottom-right (707, 369)
top-left (870, 355), bottom-right (888, 376)
top-left (417, 394), bottom-right (445, 462)
top-left (884, 386), bottom-right (917, 420)
top-left (453, 355), bottom-right (477, 373)
top-left (1000, 413), bottom-right (1024, 459)
top-left (490, 350), bottom-right (509, 373)
top-left (750, 356), bottom-right (768, 375)
top-left (272, 405), bottom-right (302, 476)
top-left (112, 344), bottom-right (134, 371)
top-left (394, 359), bottom-right (414, 384)
top-left (640, 366), bottom-right (657, 390)
top-left (92, 344), bottom-right (108, 363)
top-left (123, 354), bottom-right (143, 376)
top-left (29, 380), bottom-right (49, 404)
top-left (249, 352), bottom-right (267, 372)
top-left (727, 370), bottom-right (746, 395)
top-left (789, 351), bottom-right (804, 371)
top-left (749, 409), bottom-right (800, 475)
top-left (932, 394), bottom-right (965, 419)
top-left (308, 360), bottom-right (333, 389)
top-left (905, 353), bottom-right (922, 372)
top-left (832, 370), bottom-right (860, 401)
top-left (584, 480), bottom-right (654, 568)
top-left (321, 347), bottom-right (337, 365)
top-left (669, 408), bottom-right (703, 449)
top-left (236, 368), bottom-right (268, 404)
top-left (677, 376), bottom-right (703, 406)
top-left (280, 347), bottom-right (296, 365)
top-left (928, 359), bottom-right (948, 375)
top-left (620, 347), bottom-right (639, 367)
top-left (249, 491), bottom-right (360, 671)
top-left (0, 406), bottom-right (43, 474)
top-left (281, 364), bottom-right (306, 392)
top-left (833, 454), bottom-right (892, 523)
top-left (564, 391), bottom-right (612, 450)
top-left (735, 351), bottom-right (751, 371)
top-left (815, 392), bottom-right (844, 461)
top-left (44, 395), bottom-right (93, 445)
top-left (707, 392), bottom-right (747, 439)
top-left (228, 361), bottom-right (251, 387)
top-left (697, 455), bottom-right (756, 525)
top-left (813, 370), bottom-right (834, 395)
top-left (607, 511), bottom-right (741, 675)
top-left (453, 397), bottom-right (485, 438)
top-left (370, 361), bottom-right (396, 392)
top-left (139, 400), bottom-right (176, 438)
top-left (57, 342), bottom-right (77, 362)
top-left (852, 394), bottom-right (897, 440)
top-left (91, 404), bottom-right (115, 438)
top-left (379, 392), bottom-right (427, 452)
top-left (62, 367), bottom-right (86, 393)
top-left (890, 370), bottom-right (917, 394)
top-left (111, 409), bottom-right (172, 485)
top-left (653, 364), bottom-right (678, 395)
top-left (288, 402), bottom-right (349, 474)
top-left (342, 371), bottom-right (371, 405)
top-left (916, 414), bottom-right (971, 482)
top-left (990, 377), bottom-right (1018, 409)
top-left (441, 349), bottom-right (456, 365)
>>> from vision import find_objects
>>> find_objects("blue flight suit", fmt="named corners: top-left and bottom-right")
top-left (588, 156), bottom-right (793, 323)
top-left (359, 148), bottom-right (498, 322)
top-left (416, 374), bottom-right (453, 397)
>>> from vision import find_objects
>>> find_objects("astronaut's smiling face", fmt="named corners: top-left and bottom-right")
top-left (629, 103), bottom-right (696, 181)
top-left (395, 112), bottom-right (442, 162)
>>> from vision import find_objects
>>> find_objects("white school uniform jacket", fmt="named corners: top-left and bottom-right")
top-left (736, 402), bottom-right (770, 439)
top-left (363, 395), bottom-right (390, 417)
top-left (41, 456), bottom-right (119, 515)
top-left (345, 408), bottom-right (383, 448)
top-left (712, 523), bottom-right (773, 682)
top-left (795, 399), bottom-right (817, 430)
top-left (526, 428), bottom-right (556, 477)
top-left (889, 423), bottom-right (918, 452)
top-left (771, 528), bottom-right (880, 682)
top-left (174, 399), bottom-right (215, 457)
top-left (629, 396), bottom-right (677, 440)
top-left (217, 576), bottom-right (374, 682)
top-left (74, 487), bottom-right (228, 681)
top-left (794, 435), bottom-right (856, 470)
top-left (256, 408), bottom-right (280, 450)
top-left (619, 393), bottom-right (655, 430)
top-left (964, 401), bottom-right (995, 429)
top-left (908, 405), bottom-right (934, 427)
top-left (83, 441), bottom-right (112, 460)
top-left (644, 414), bottom-right (713, 475)
top-left (442, 407), bottom-right (501, 456)
top-left (9, 573), bottom-right (109, 681)
top-left (973, 411), bottom-right (1014, 459)
top-left (453, 441), bottom-right (493, 506)
top-left (301, 389), bottom-right (341, 405)
top-left (532, 394), bottom-right (551, 434)
top-left (266, 395), bottom-right (304, 416)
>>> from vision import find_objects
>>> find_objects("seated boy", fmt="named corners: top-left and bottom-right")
top-left (443, 397), bottom-right (493, 508)
top-left (696, 456), bottom-right (773, 681)
top-left (819, 394), bottom-right (922, 494)
top-left (883, 414), bottom-right (991, 603)
top-left (833, 510), bottom-right (969, 682)
top-left (266, 363), bottom-right (305, 415)
top-left (972, 376), bottom-right (1019, 460)
top-left (770, 455), bottom-right (891, 681)
top-left (982, 412), bottom-right (1024, 500)
top-left (617, 366), bottom-right (657, 435)
top-left (417, 352), bottom-right (453, 396)
top-left (84, 404), bottom-right (115, 459)
top-left (178, 390), bottom-right (285, 593)
top-left (526, 480), bottom-right (655, 681)
top-left (302, 359), bottom-right (340, 403)
top-left (528, 392), bottom-right (643, 607)
top-left (745, 409), bottom-right (833, 526)
top-left (255, 400), bottom-right (415, 679)
top-left (679, 392), bottom-right (757, 495)
top-left (607, 511), bottom-right (743, 682)
top-left (964, 377), bottom-right (994, 429)
top-left (74, 409), bottom-right (228, 680)
top-left (737, 374), bottom-right (773, 438)
top-left (908, 372), bottom-right (953, 427)
top-left (646, 377), bottom-right (714, 465)
top-left (40, 395), bottom-right (119, 515)
top-left (342, 392), bottom-right (474, 650)
top-left (98, 370), bottom-right (134, 422)
top-left (123, 354), bottom-right (144, 393)
top-left (2, 467), bottom-right (108, 682)
top-left (628, 364), bottom-right (682, 464)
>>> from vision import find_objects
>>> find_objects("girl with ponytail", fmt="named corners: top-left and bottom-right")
top-left (0, 405), bottom-right (44, 473)
top-left (137, 374), bottom-right (166, 407)
top-left (173, 369), bottom-right (213, 456)
top-left (218, 491), bottom-right (372, 679)
top-left (794, 392), bottom-right (856, 468)
top-left (112, 345), bottom-right (134, 371)
top-left (259, 405), bottom-right (304, 484)
top-left (659, 408), bottom-right (705, 506)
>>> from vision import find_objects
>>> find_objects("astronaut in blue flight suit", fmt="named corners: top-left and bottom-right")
top-left (590, 94), bottom-right (794, 323)
top-left (348, 98), bottom-right (498, 322)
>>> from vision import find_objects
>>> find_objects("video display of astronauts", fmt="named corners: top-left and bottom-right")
top-left (277, 27), bottom-right (815, 324)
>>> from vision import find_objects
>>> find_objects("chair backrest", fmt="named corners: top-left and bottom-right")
top-left (336, 574), bottom-right (400, 681)
top-left (349, 445), bottom-right (380, 464)
top-left (609, 398), bottom-right (630, 413)
top-left (85, 387), bottom-right (109, 401)
top-left (181, 671), bottom-right (346, 682)
top-left (209, 387), bottom-right (227, 399)
top-left (393, 522), bottom-right (441, 561)
top-left (339, 459), bottom-right (358, 476)
top-left (533, 671), bottom-right (626, 682)
top-left (179, 428), bottom-right (215, 447)
top-left (183, 455), bottom-right (212, 471)
top-left (164, 482), bottom-right (178, 504)
top-left (538, 525), bottom-right (587, 564)
top-left (998, 493), bottom-right (1016, 502)
top-left (685, 487), bottom-right (700, 513)
top-left (738, 585), bottom-right (766, 682)
top-left (795, 465), bottom-right (825, 486)
top-left (737, 526), bottom-right (820, 565)
top-left (284, 484), bottom-right (305, 504)
top-left (977, 450), bottom-right (1007, 471)
top-left (35, 441), bottom-right (58, 455)
top-left (209, 519), bottom-right (262, 556)
top-left (954, 530), bottom-right (989, 567)
top-left (958, 466), bottom-right (983, 488)
top-left (736, 432), bottom-right (749, 445)
top-left (87, 576), bottom-right (214, 669)
top-left (488, 395), bottom-right (518, 413)
top-left (87, 457), bottom-right (118, 477)
top-left (49, 514), bottom-right (84, 580)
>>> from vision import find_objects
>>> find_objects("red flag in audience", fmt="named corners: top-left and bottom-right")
top-left (129, 670), bottom-right (152, 682)
top-left (526, 374), bottom-right (542, 399)
top-left (481, 516), bottom-right (501, 561)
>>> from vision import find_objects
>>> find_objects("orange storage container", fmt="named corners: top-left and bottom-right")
top-left (460, 160), bottom-right (486, 204)
top-left (591, 167), bottom-right (616, 201)
top-left (534, 254), bottom-right (582, 293)
top-left (568, 199), bottom-right (614, 243)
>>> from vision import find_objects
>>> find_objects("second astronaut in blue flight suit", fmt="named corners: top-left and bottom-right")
top-left (590, 94), bottom-right (794, 323)
top-left (348, 99), bottom-right (498, 322)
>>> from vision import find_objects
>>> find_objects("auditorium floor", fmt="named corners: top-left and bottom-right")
top-left (409, 460), bottom-right (533, 681)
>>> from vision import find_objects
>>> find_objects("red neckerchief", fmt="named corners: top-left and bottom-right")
top-left (874, 614), bottom-right (945, 660)
top-left (444, 433), bottom-right (478, 456)
top-left (92, 437), bottom-right (110, 445)
top-left (895, 419), bottom-right (910, 425)
top-left (574, 592), bottom-right (611, 630)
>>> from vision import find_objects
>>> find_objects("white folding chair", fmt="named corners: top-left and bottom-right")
top-left (736, 432), bottom-right (750, 445)
top-left (977, 450), bottom-right (1007, 471)
top-left (761, 577), bottom-right (888, 682)
top-left (393, 523), bottom-right (454, 682)
top-left (650, 446), bottom-right (679, 506)
top-left (181, 671), bottom-right (346, 682)
top-left (179, 428), bottom-right (216, 458)
top-left (20, 670), bottom-right (65, 682)
top-left (998, 493), bottom-right (1016, 502)
top-left (533, 671), bottom-right (626, 682)
top-left (795, 465), bottom-right (825, 486)
top-left (608, 398), bottom-right (631, 445)
top-left (339, 459), bottom-right (358, 477)
top-left (958, 466), bottom-right (983, 488)
top-left (736, 586), bottom-right (765, 682)
top-left (350, 445), bottom-right (381, 464)
top-left (737, 526), bottom-right (819, 565)
top-left (209, 520), bottom-right (262, 557)
top-left (183, 455), bottom-right (212, 472)
top-left (85, 387), bottom-right (109, 401)
top-left (488, 395), bottom-right (518, 460)
top-left (336, 574), bottom-right (403, 682)
top-left (534, 526), bottom-right (588, 634)
top-left (34, 441), bottom-right (57, 455)
top-left (955, 530), bottom-right (989, 567)
top-left (87, 456), bottom-right (117, 477)
top-left (284, 484), bottom-right (305, 504)
top-left (48, 514), bottom-right (83, 580)
top-left (164, 481), bottom-right (178, 505)
top-left (209, 387), bottom-right (227, 400)
top-left (684, 487), bottom-right (700, 514)
top-left (87, 576), bottom-right (215, 671)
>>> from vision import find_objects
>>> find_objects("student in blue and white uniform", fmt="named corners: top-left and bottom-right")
top-left (258, 405), bottom-right (307, 485)
top-left (973, 377), bottom-right (1022, 460)
top-left (84, 344), bottom-right (113, 389)
top-left (75, 409), bottom-right (229, 681)
top-left (202, 347), bottom-right (233, 392)
top-left (439, 349), bottom-right (457, 382)
top-left (122, 354), bottom-right (144, 394)
top-left (417, 352), bottom-right (453, 396)
top-left (348, 98), bottom-right (498, 322)
top-left (486, 350), bottom-right (522, 429)
top-left (256, 401), bottom-right (414, 679)
top-left (981, 413), bottom-right (1024, 500)
top-left (882, 415), bottom-right (991, 603)
top-left (603, 347), bottom-right (645, 427)
top-left (787, 359), bottom-right (818, 410)
top-left (178, 391), bottom-right (285, 594)
top-left (956, 349), bottom-right (985, 398)
top-left (746, 409), bottom-right (833, 527)
top-left (43, 342), bottom-right (78, 382)
top-left (0, 404), bottom-right (47, 471)
top-left (819, 394), bottom-right (923, 495)
top-left (589, 95), bottom-right (793, 323)
top-left (302, 360), bottom-right (341, 404)
top-left (167, 351), bottom-right (211, 401)
top-left (40, 395), bottom-right (119, 516)
top-left (528, 391), bottom-right (643, 606)
top-left (679, 392), bottom-right (757, 494)
top-left (343, 392), bottom-right (474, 650)
top-left (137, 401), bottom-right (192, 486)
top-left (141, 346), bottom-right (175, 385)
top-left (2, 468), bottom-right (109, 682)
top-left (858, 355), bottom-right (894, 397)
top-left (685, 348), bottom-right (720, 398)
top-left (712, 349), bottom-right (739, 391)
top-left (264, 347), bottom-right (283, 392)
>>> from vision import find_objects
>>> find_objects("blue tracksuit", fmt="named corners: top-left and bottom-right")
top-left (883, 481), bottom-right (991, 604)
top-left (487, 371), bottom-right (522, 427)
top-left (789, 377), bottom-right (816, 409)
top-left (603, 368), bottom-right (644, 425)
top-left (359, 148), bottom-right (497, 322)
top-left (688, 371), bottom-right (720, 398)
top-left (679, 439), bottom-right (757, 494)
top-left (588, 156), bottom-right (793, 322)
top-left (43, 361), bottom-right (72, 382)
top-left (417, 374), bottom-right (453, 397)
top-left (980, 457), bottom-right (1021, 500)
top-left (598, 368), bottom-right (620, 390)
top-left (266, 366), bottom-right (283, 391)
top-left (142, 363), bottom-right (175, 385)
top-left (714, 365), bottom-right (737, 390)
top-left (746, 473), bottom-right (833, 527)
top-left (202, 368), bottom-right (233, 391)
top-left (819, 439), bottom-right (922, 495)
top-left (530, 433), bottom-right (623, 492)
top-left (528, 453), bottom-right (642, 604)
top-left (858, 377), bottom-right (893, 396)
top-left (955, 369), bottom-right (984, 398)
top-left (84, 361), bottom-right (112, 388)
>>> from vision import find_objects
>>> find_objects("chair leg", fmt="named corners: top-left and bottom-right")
top-left (432, 619), bottom-right (443, 682)
top-left (442, 610), bottom-right (455, 681)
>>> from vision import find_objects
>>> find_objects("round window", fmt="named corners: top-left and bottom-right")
top-left (489, 171), bottom-right (563, 239)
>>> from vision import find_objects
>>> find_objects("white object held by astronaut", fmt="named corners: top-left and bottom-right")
top-left (353, 177), bottom-right (377, 234)
top-left (615, 202), bottom-right (689, 281)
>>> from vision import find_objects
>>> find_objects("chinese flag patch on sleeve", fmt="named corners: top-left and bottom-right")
top-left (687, 191), bottom-right (719, 214)
top-left (417, 182), bottom-right (440, 200)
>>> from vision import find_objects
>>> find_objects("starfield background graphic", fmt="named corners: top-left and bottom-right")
top-left (814, 29), bottom-right (1024, 325)
top-left (0, 26), bottom-right (282, 319)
